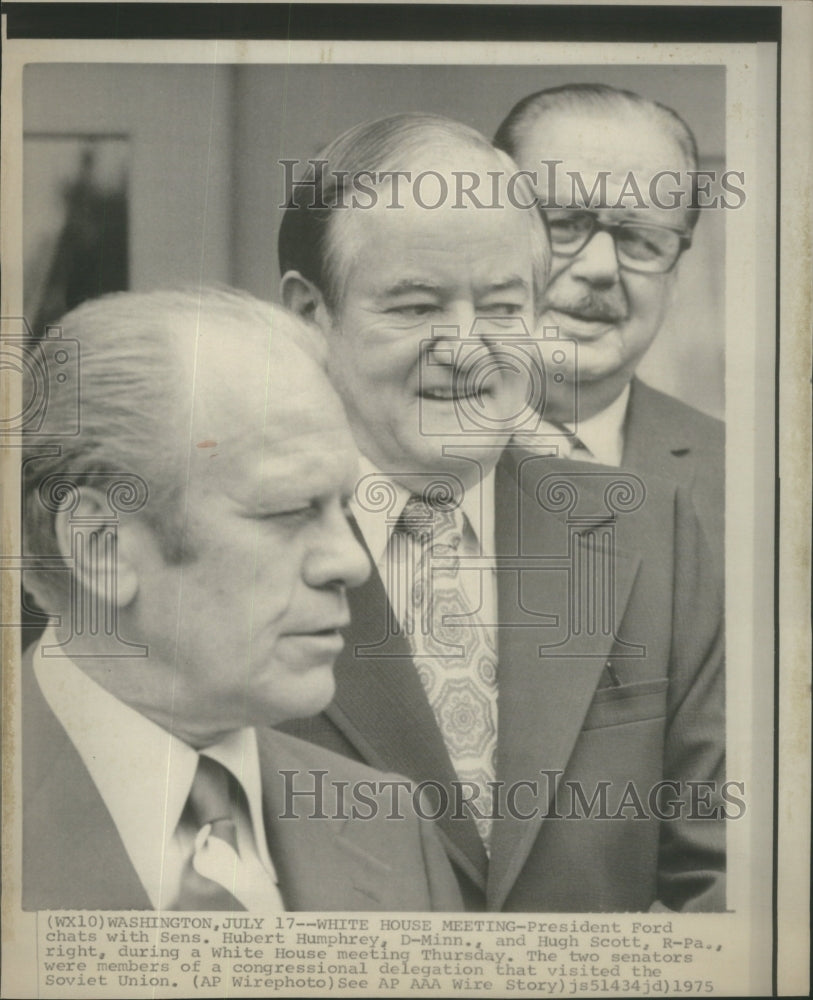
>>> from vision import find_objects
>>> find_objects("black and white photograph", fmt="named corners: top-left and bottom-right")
top-left (1, 3), bottom-right (809, 998)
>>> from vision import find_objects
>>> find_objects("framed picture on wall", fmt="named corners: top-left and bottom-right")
top-left (23, 133), bottom-right (129, 335)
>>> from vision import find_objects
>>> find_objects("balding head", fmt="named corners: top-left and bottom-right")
top-left (279, 112), bottom-right (550, 314)
top-left (493, 85), bottom-right (701, 419)
top-left (280, 114), bottom-right (551, 488)
top-left (495, 82), bottom-right (700, 228)
top-left (495, 83), bottom-right (698, 172)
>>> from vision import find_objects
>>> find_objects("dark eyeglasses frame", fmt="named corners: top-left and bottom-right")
top-left (539, 208), bottom-right (693, 275)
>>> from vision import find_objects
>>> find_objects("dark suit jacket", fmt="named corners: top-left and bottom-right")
top-left (281, 450), bottom-right (725, 913)
top-left (21, 657), bottom-right (462, 911)
top-left (623, 378), bottom-right (724, 563)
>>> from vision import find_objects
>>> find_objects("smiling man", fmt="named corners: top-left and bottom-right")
top-left (278, 113), bottom-right (725, 912)
top-left (21, 286), bottom-right (462, 911)
top-left (280, 115), bottom-right (548, 493)
top-left (494, 84), bottom-right (724, 561)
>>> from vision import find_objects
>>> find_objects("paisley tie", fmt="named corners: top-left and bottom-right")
top-left (395, 494), bottom-right (498, 849)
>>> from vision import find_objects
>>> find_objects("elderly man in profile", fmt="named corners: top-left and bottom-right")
top-left (494, 83), bottom-right (724, 561)
top-left (278, 112), bottom-right (725, 913)
top-left (20, 286), bottom-right (462, 912)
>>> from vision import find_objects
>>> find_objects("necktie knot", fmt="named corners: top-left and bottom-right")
top-left (188, 755), bottom-right (239, 852)
top-left (398, 494), bottom-right (465, 553)
top-left (525, 421), bottom-right (594, 461)
top-left (172, 755), bottom-right (246, 910)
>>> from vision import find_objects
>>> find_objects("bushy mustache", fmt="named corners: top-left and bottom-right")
top-left (545, 287), bottom-right (628, 324)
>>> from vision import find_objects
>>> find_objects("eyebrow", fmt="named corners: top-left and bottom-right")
top-left (379, 278), bottom-right (444, 297)
top-left (483, 275), bottom-right (531, 294)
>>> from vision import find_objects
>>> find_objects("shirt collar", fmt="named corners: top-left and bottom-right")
top-left (568, 382), bottom-right (630, 466)
top-left (32, 629), bottom-right (274, 904)
top-left (350, 456), bottom-right (496, 566)
top-left (529, 382), bottom-right (631, 466)
top-left (203, 729), bottom-right (275, 875)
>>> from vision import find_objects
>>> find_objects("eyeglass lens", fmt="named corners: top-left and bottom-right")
top-left (544, 211), bottom-right (682, 272)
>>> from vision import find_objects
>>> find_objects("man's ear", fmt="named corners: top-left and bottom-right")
top-left (54, 487), bottom-right (141, 608)
top-left (281, 270), bottom-right (329, 328)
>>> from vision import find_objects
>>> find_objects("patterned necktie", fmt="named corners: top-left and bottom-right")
top-left (174, 755), bottom-right (246, 910)
top-left (395, 494), bottom-right (498, 849)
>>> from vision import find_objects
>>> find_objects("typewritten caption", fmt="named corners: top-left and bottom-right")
top-left (37, 912), bottom-right (744, 997)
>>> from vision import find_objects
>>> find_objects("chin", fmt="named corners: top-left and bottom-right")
top-left (574, 344), bottom-right (627, 380)
top-left (279, 676), bottom-right (337, 724)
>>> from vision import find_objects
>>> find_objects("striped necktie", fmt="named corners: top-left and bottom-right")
top-left (174, 755), bottom-right (246, 910)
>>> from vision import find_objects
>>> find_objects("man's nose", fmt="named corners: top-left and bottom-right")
top-left (567, 230), bottom-right (620, 286)
top-left (304, 504), bottom-right (371, 590)
top-left (432, 301), bottom-right (478, 342)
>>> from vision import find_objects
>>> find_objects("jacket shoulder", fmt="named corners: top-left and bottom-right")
top-left (504, 448), bottom-right (681, 521)
top-left (629, 380), bottom-right (724, 452)
top-left (258, 725), bottom-right (409, 785)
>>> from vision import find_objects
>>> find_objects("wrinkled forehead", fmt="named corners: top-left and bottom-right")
top-left (521, 106), bottom-right (690, 178)
top-left (332, 143), bottom-right (538, 261)
top-left (186, 349), bottom-right (358, 509)
top-left (378, 140), bottom-right (531, 206)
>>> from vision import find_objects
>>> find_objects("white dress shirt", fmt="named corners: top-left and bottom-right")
top-left (518, 383), bottom-right (631, 466)
top-left (351, 458), bottom-right (498, 638)
top-left (33, 630), bottom-right (283, 910)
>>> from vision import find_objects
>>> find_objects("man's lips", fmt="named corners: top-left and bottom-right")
top-left (544, 307), bottom-right (625, 339)
top-left (285, 620), bottom-right (350, 636)
top-left (419, 384), bottom-right (488, 401)
top-left (419, 369), bottom-right (495, 401)
top-left (277, 627), bottom-right (347, 665)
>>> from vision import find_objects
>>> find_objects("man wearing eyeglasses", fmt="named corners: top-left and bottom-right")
top-left (495, 84), bottom-right (724, 561)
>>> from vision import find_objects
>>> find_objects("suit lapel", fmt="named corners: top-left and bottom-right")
top-left (325, 521), bottom-right (489, 888)
top-left (623, 378), bottom-right (696, 484)
top-left (259, 730), bottom-right (400, 910)
top-left (23, 663), bottom-right (151, 910)
top-left (487, 452), bottom-right (641, 910)
top-left (324, 459), bottom-right (643, 907)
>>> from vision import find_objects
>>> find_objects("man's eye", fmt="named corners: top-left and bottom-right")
top-left (618, 229), bottom-right (672, 261)
top-left (260, 505), bottom-right (315, 523)
top-left (478, 302), bottom-right (524, 316)
top-left (387, 303), bottom-right (440, 318)
top-left (547, 214), bottom-right (592, 242)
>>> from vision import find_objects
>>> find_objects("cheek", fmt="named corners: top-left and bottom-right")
top-left (332, 333), bottom-right (419, 393)
top-left (546, 260), bottom-right (572, 287)
top-left (627, 276), bottom-right (671, 325)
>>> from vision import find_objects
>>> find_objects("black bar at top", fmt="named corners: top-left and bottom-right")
top-left (2, 3), bottom-right (782, 42)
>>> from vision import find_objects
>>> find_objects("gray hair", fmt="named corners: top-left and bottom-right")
top-left (279, 111), bottom-right (551, 313)
top-left (494, 83), bottom-right (701, 228)
top-left (23, 286), bottom-right (324, 604)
